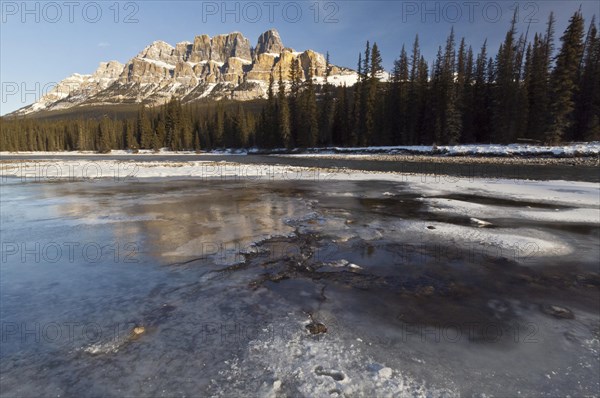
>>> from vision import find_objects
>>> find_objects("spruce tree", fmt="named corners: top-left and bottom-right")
top-left (351, 52), bottom-right (363, 146)
top-left (364, 42), bottom-right (383, 145)
top-left (407, 35), bottom-right (421, 144)
top-left (214, 103), bottom-right (225, 148)
top-left (574, 16), bottom-right (600, 140)
top-left (303, 65), bottom-right (319, 147)
top-left (154, 114), bottom-right (165, 151)
top-left (362, 41), bottom-right (371, 80)
top-left (137, 104), bottom-right (153, 149)
top-left (461, 45), bottom-right (475, 142)
top-left (320, 52), bottom-right (335, 145)
top-left (332, 85), bottom-right (350, 145)
top-left (125, 119), bottom-right (139, 150)
top-left (96, 117), bottom-right (111, 153)
top-left (265, 71), bottom-right (277, 147)
top-left (416, 55), bottom-right (430, 144)
top-left (289, 59), bottom-right (303, 146)
top-left (180, 106), bottom-right (193, 149)
top-left (547, 10), bottom-right (585, 143)
top-left (443, 30), bottom-right (462, 144)
top-left (492, 11), bottom-right (522, 143)
top-left (526, 14), bottom-right (555, 141)
top-left (277, 65), bottom-right (292, 148)
top-left (389, 45), bottom-right (409, 144)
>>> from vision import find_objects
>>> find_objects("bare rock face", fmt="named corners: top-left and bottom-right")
top-left (190, 34), bottom-right (212, 63)
top-left (12, 29), bottom-right (360, 116)
top-left (175, 42), bottom-right (193, 61)
top-left (174, 61), bottom-right (195, 77)
top-left (299, 50), bottom-right (327, 78)
top-left (41, 74), bottom-right (88, 104)
top-left (120, 58), bottom-right (173, 84)
top-left (223, 57), bottom-right (250, 83)
top-left (174, 61), bottom-right (198, 86)
top-left (93, 61), bottom-right (125, 82)
top-left (247, 53), bottom-right (278, 81)
top-left (231, 81), bottom-right (265, 100)
top-left (32, 60), bottom-right (125, 110)
top-left (189, 32), bottom-right (251, 63)
top-left (211, 32), bottom-right (252, 62)
top-left (119, 40), bottom-right (179, 85)
top-left (136, 41), bottom-right (178, 65)
top-left (273, 49), bottom-right (298, 80)
top-left (255, 29), bottom-right (284, 55)
top-left (195, 61), bottom-right (222, 83)
top-left (330, 65), bottom-right (342, 76)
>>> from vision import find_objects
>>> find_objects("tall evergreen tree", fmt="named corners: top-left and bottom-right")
top-left (125, 119), bottom-right (139, 150)
top-left (492, 11), bottom-right (522, 143)
top-left (362, 41), bottom-right (371, 80)
top-left (388, 45), bottom-right (409, 144)
top-left (332, 85), bottom-right (350, 145)
top-left (289, 59), bottom-right (303, 146)
top-left (364, 42), bottom-right (383, 145)
top-left (407, 35), bottom-right (421, 144)
top-left (443, 31), bottom-right (462, 144)
top-left (96, 117), bottom-right (111, 153)
top-left (461, 45), bottom-right (475, 142)
top-left (574, 16), bottom-right (600, 140)
top-left (320, 52), bottom-right (335, 145)
top-left (301, 64), bottom-right (319, 147)
top-left (137, 104), bottom-right (153, 148)
top-left (526, 13), bottom-right (555, 141)
top-left (277, 65), bottom-right (292, 148)
top-left (180, 106), bottom-right (193, 149)
top-left (264, 72), bottom-right (277, 147)
top-left (547, 10), bottom-right (585, 143)
top-left (154, 113), bottom-right (165, 151)
top-left (351, 52), bottom-right (363, 146)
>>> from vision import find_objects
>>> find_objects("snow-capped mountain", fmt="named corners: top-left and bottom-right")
top-left (11, 29), bottom-right (358, 116)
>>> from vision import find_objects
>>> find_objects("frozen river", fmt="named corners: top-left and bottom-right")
top-left (1, 176), bottom-right (599, 397)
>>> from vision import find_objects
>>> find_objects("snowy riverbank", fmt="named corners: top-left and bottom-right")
top-left (2, 141), bottom-right (600, 158)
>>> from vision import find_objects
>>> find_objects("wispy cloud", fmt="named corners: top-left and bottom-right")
top-left (97, 42), bottom-right (110, 48)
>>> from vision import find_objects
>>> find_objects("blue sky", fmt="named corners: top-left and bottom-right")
top-left (1, 0), bottom-right (598, 115)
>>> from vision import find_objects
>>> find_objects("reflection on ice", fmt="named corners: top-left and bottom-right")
top-left (0, 178), bottom-right (598, 397)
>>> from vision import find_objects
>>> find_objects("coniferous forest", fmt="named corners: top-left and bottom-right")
top-left (1, 10), bottom-right (598, 152)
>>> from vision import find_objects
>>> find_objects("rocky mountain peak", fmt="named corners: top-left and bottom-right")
top-left (10, 29), bottom-right (358, 116)
top-left (93, 61), bottom-right (125, 79)
top-left (137, 41), bottom-right (178, 65)
top-left (255, 29), bottom-right (284, 55)
top-left (186, 32), bottom-right (252, 63)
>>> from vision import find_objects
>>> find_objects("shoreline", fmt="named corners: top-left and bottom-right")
top-left (1, 141), bottom-right (599, 161)
top-left (1, 153), bottom-right (598, 182)
top-left (2, 147), bottom-right (599, 167)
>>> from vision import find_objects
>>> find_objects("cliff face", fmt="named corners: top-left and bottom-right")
top-left (255, 29), bottom-right (284, 55)
top-left (12, 29), bottom-right (358, 116)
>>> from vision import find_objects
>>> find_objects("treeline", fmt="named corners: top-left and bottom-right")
top-left (1, 10), bottom-right (598, 152)
top-left (0, 101), bottom-right (259, 152)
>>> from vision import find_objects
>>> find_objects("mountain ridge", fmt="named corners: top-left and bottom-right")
top-left (11, 29), bottom-right (357, 117)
